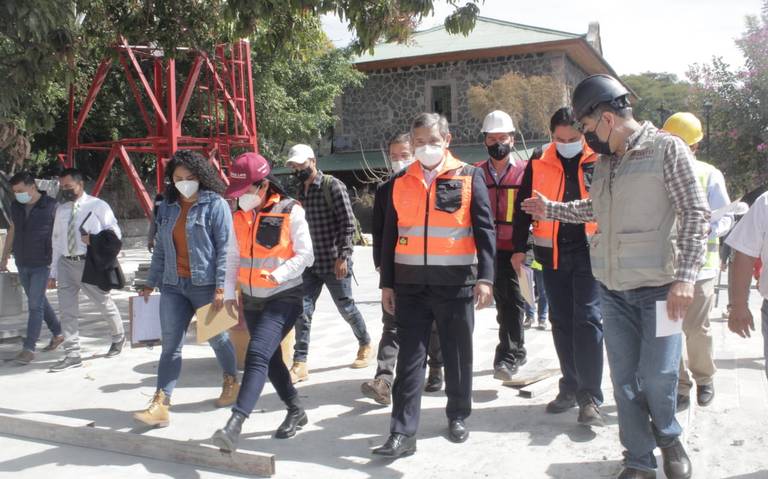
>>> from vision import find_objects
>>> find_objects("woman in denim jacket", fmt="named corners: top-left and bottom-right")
top-left (134, 150), bottom-right (239, 427)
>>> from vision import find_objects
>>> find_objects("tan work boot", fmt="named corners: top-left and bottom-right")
top-left (289, 361), bottom-right (309, 384)
top-left (134, 391), bottom-right (170, 427)
top-left (351, 344), bottom-right (373, 369)
top-left (215, 374), bottom-right (240, 408)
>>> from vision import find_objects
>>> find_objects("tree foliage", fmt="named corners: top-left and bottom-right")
top-left (621, 72), bottom-right (694, 124)
top-left (687, 1), bottom-right (768, 195)
top-left (467, 72), bottom-right (565, 139)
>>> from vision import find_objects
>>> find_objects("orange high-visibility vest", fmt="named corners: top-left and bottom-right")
top-left (530, 143), bottom-right (598, 270)
top-left (234, 194), bottom-right (302, 298)
top-left (392, 152), bottom-right (478, 285)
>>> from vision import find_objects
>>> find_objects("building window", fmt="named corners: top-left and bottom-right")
top-left (431, 85), bottom-right (453, 122)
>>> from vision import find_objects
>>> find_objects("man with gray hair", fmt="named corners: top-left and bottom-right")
top-left (373, 113), bottom-right (496, 457)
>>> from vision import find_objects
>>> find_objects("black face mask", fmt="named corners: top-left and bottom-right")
top-left (487, 142), bottom-right (511, 161)
top-left (61, 188), bottom-right (77, 202)
top-left (584, 117), bottom-right (614, 155)
top-left (293, 168), bottom-right (312, 183)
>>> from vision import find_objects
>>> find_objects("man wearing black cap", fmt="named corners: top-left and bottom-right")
top-left (523, 74), bottom-right (709, 479)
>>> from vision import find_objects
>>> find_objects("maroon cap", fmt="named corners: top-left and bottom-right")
top-left (225, 152), bottom-right (271, 198)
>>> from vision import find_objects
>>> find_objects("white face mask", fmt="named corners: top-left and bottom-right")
top-left (175, 180), bottom-right (199, 199)
top-left (391, 159), bottom-right (414, 173)
top-left (555, 140), bottom-right (583, 159)
top-left (414, 145), bottom-right (444, 168)
top-left (238, 193), bottom-right (261, 212)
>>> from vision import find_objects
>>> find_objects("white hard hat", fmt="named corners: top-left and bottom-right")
top-left (482, 110), bottom-right (516, 133)
top-left (286, 144), bottom-right (315, 165)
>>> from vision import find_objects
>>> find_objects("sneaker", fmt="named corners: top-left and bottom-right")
top-left (42, 335), bottom-right (65, 352)
top-left (289, 361), bottom-right (309, 383)
top-left (361, 378), bottom-right (391, 405)
top-left (577, 400), bottom-right (605, 427)
top-left (14, 350), bottom-right (34, 365)
top-left (105, 338), bottom-right (125, 358)
top-left (351, 344), bottom-right (372, 369)
top-left (537, 318), bottom-right (547, 330)
top-left (523, 315), bottom-right (534, 329)
top-left (49, 356), bottom-right (83, 372)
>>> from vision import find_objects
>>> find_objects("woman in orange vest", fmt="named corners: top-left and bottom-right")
top-left (211, 152), bottom-right (314, 452)
top-left (511, 107), bottom-right (605, 428)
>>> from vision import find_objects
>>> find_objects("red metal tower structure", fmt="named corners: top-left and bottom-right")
top-left (58, 37), bottom-right (259, 219)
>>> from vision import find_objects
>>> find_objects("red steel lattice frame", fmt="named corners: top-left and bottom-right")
top-left (58, 37), bottom-right (259, 219)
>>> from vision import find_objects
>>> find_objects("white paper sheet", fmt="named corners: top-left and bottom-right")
top-left (518, 265), bottom-right (535, 307)
top-left (656, 301), bottom-right (683, 337)
top-left (130, 295), bottom-right (161, 344)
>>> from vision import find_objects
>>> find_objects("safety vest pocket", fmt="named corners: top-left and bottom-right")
top-left (435, 179), bottom-right (464, 213)
top-left (256, 216), bottom-right (284, 249)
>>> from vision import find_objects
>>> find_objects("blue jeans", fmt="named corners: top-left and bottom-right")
top-left (234, 297), bottom-right (301, 416)
top-left (18, 265), bottom-right (61, 352)
top-left (157, 278), bottom-right (237, 397)
top-left (762, 300), bottom-right (768, 380)
top-left (542, 249), bottom-right (603, 403)
top-left (293, 267), bottom-right (370, 362)
top-left (524, 270), bottom-right (549, 321)
top-left (600, 283), bottom-right (682, 472)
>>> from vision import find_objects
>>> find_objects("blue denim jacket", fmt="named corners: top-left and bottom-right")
top-left (146, 190), bottom-right (233, 288)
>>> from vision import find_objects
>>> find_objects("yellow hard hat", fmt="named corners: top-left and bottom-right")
top-left (663, 112), bottom-right (704, 146)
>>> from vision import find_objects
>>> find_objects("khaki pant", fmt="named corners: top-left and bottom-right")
top-left (678, 277), bottom-right (716, 395)
top-left (57, 257), bottom-right (124, 358)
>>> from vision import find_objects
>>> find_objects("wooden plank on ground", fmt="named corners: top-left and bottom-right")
top-left (0, 413), bottom-right (275, 477)
top-left (503, 368), bottom-right (560, 388)
top-left (518, 375), bottom-right (561, 399)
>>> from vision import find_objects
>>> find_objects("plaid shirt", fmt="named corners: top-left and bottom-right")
top-left (545, 122), bottom-right (710, 284)
top-left (299, 171), bottom-right (355, 274)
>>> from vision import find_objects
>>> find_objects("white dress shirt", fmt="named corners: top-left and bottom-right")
top-left (696, 161), bottom-right (732, 280)
top-left (224, 203), bottom-right (314, 300)
top-left (50, 192), bottom-right (121, 279)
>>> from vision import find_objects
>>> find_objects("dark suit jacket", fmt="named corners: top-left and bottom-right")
top-left (82, 229), bottom-right (125, 291)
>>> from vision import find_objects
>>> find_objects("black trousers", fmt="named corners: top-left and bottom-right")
top-left (390, 286), bottom-right (474, 436)
top-left (493, 251), bottom-right (526, 366)
top-left (375, 306), bottom-right (443, 385)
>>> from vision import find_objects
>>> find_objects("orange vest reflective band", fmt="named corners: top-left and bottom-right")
top-left (530, 143), bottom-right (598, 270)
top-left (233, 194), bottom-right (301, 298)
top-left (392, 152), bottom-right (478, 285)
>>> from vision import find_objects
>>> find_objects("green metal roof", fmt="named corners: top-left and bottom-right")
top-left (354, 17), bottom-right (582, 65)
top-left (273, 141), bottom-right (548, 175)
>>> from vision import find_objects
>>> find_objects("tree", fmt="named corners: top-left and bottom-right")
top-left (620, 72), bottom-right (694, 124)
top-left (467, 72), bottom-right (565, 139)
top-left (687, 1), bottom-right (768, 195)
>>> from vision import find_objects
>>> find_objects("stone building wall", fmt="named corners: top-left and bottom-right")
top-left (334, 51), bottom-right (589, 152)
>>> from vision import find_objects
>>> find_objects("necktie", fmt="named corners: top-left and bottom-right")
top-left (67, 202), bottom-right (80, 256)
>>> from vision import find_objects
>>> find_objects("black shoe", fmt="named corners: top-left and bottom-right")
top-left (493, 362), bottom-right (518, 381)
top-left (424, 368), bottom-right (443, 392)
top-left (696, 384), bottom-right (714, 407)
top-left (275, 407), bottom-right (308, 439)
top-left (212, 411), bottom-right (247, 452)
top-left (106, 338), bottom-right (125, 358)
top-left (577, 400), bottom-right (605, 427)
top-left (546, 392), bottom-right (577, 413)
top-left (448, 419), bottom-right (468, 443)
top-left (676, 393), bottom-right (691, 413)
top-left (661, 439), bottom-right (692, 479)
top-left (49, 356), bottom-right (83, 372)
top-left (372, 433), bottom-right (416, 457)
top-left (616, 467), bottom-right (656, 479)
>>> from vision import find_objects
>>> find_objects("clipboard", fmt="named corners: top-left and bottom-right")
top-left (129, 294), bottom-right (161, 348)
top-left (196, 302), bottom-right (239, 343)
top-left (517, 265), bottom-right (535, 307)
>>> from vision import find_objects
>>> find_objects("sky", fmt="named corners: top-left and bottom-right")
top-left (321, 0), bottom-right (764, 79)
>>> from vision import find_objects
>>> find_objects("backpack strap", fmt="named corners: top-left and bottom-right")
top-left (321, 175), bottom-right (335, 213)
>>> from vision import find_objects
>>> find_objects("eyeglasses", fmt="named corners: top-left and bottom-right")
top-left (575, 116), bottom-right (602, 135)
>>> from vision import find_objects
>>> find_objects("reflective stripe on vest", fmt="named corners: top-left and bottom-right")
top-left (234, 195), bottom-right (300, 299)
top-left (696, 162), bottom-right (720, 270)
top-left (530, 143), bottom-right (598, 269)
top-left (392, 153), bottom-right (478, 284)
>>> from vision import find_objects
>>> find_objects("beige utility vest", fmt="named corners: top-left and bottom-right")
top-left (589, 133), bottom-right (677, 291)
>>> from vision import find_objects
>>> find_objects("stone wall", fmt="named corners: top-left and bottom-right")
top-left (335, 51), bottom-right (589, 152)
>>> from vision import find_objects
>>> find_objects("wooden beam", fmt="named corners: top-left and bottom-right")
top-left (0, 413), bottom-right (275, 477)
top-left (518, 375), bottom-right (561, 399)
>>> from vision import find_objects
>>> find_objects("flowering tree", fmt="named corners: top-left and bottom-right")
top-left (687, 1), bottom-right (768, 196)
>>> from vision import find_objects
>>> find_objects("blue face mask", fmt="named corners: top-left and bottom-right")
top-left (555, 140), bottom-right (584, 158)
top-left (14, 192), bottom-right (31, 204)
